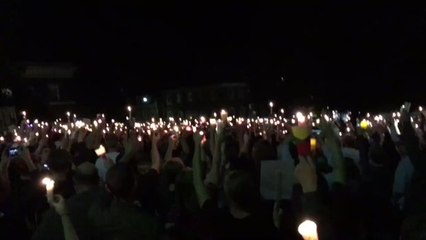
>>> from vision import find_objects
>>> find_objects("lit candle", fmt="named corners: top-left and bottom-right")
top-left (298, 220), bottom-right (318, 240)
top-left (127, 106), bottom-right (132, 120)
top-left (310, 138), bottom-right (317, 152)
top-left (66, 111), bottom-right (71, 123)
top-left (269, 102), bottom-right (274, 115)
top-left (220, 109), bottom-right (228, 122)
top-left (22, 111), bottom-right (27, 119)
top-left (42, 177), bottom-right (55, 203)
top-left (95, 145), bottom-right (106, 156)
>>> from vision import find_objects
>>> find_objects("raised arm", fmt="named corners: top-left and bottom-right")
top-left (192, 132), bottom-right (210, 207)
top-left (206, 126), bottom-right (225, 186)
top-left (164, 135), bottom-right (175, 163)
top-left (51, 194), bottom-right (80, 240)
top-left (119, 134), bottom-right (138, 164)
top-left (151, 132), bottom-right (161, 172)
top-left (321, 123), bottom-right (346, 185)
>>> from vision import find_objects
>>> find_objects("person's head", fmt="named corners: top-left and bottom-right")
top-left (342, 135), bottom-right (357, 149)
top-left (47, 149), bottom-right (72, 181)
top-left (73, 162), bottom-right (99, 193)
top-left (369, 145), bottom-right (386, 166)
top-left (105, 163), bottom-right (136, 200)
top-left (104, 134), bottom-right (120, 152)
top-left (223, 136), bottom-right (239, 164)
top-left (251, 139), bottom-right (276, 162)
top-left (163, 157), bottom-right (184, 184)
top-left (40, 146), bottom-right (51, 165)
top-left (396, 143), bottom-right (407, 157)
top-left (224, 170), bottom-right (259, 213)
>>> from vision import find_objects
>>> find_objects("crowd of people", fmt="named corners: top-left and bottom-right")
top-left (0, 103), bottom-right (425, 240)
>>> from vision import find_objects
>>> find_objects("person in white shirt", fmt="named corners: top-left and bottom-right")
top-left (393, 144), bottom-right (414, 210)
top-left (95, 134), bottom-right (121, 182)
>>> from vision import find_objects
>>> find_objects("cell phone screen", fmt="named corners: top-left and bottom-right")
top-left (8, 148), bottom-right (19, 157)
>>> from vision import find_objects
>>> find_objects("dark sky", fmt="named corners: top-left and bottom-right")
top-left (1, 3), bottom-right (426, 110)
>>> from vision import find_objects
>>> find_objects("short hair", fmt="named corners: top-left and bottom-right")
top-left (47, 149), bottom-right (72, 173)
top-left (224, 170), bottom-right (259, 212)
top-left (163, 158), bottom-right (184, 183)
top-left (73, 162), bottom-right (99, 186)
top-left (106, 163), bottom-right (135, 199)
top-left (252, 140), bottom-right (276, 162)
top-left (104, 134), bottom-right (119, 151)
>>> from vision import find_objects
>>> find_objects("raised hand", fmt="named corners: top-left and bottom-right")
top-left (295, 156), bottom-right (317, 193)
top-left (123, 134), bottom-right (138, 155)
top-left (152, 132), bottom-right (161, 144)
top-left (193, 131), bottom-right (203, 146)
top-left (51, 194), bottom-right (68, 216)
top-left (273, 201), bottom-right (283, 229)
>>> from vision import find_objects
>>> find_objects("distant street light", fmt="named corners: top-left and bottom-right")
top-left (142, 97), bottom-right (148, 103)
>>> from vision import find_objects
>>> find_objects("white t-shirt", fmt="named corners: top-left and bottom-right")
top-left (276, 143), bottom-right (296, 199)
top-left (393, 156), bottom-right (414, 209)
top-left (95, 152), bottom-right (120, 182)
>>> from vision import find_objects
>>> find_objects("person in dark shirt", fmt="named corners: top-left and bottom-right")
top-left (47, 149), bottom-right (75, 199)
top-left (89, 163), bottom-right (159, 240)
top-left (32, 162), bottom-right (101, 240)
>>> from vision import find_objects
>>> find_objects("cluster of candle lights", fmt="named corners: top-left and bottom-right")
top-left (1, 104), bottom-right (425, 146)
top-left (8, 104), bottom-right (424, 240)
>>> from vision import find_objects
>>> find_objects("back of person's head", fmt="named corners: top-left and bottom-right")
top-left (104, 134), bottom-right (120, 151)
top-left (73, 162), bottom-right (99, 189)
top-left (369, 145), bottom-right (386, 165)
top-left (163, 158), bottom-right (184, 183)
top-left (224, 170), bottom-right (259, 213)
top-left (252, 139), bottom-right (276, 162)
top-left (342, 135), bottom-right (357, 149)
top-left (106, 163), bottom-right (135, 199)
top-left (47, 149), bottom-right (72, 174)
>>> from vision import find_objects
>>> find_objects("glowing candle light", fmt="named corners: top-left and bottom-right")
top-left (95, 145), bottom-right (106, 156)
top-left (66, 111), bottom-right (71, 123)
top-left (269, 101), bottom-right (274, 115)
top-left (296, 112), bottom-right (306, 124)
top-left (127, 106), bottom-right (132, 119)
top-left (298, 220), bottom-right (318, 240)
top-left (310, 138), bottom-right (317, 152)
top-left (42, 177), bottom-right (55, 203)
top-left (220, 109), bottom-right (228, 123)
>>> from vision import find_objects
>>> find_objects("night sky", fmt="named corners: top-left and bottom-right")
top-left (1, 3), bottom-right (426, 111)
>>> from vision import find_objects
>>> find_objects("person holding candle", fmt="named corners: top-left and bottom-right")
top-left (33, 162), bottom-right (101, 240)
top-left (47, 149), bottom-right (75, 199)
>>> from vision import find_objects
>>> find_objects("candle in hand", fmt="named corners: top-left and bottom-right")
top-left (220, 109), bottom-right (228, 123)
top-left (310, 138), bottom-right (317, 152)
top-left (42, 177), bottom-right (55, 203)
top-left (298, 220), bottom-right (318, 240)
